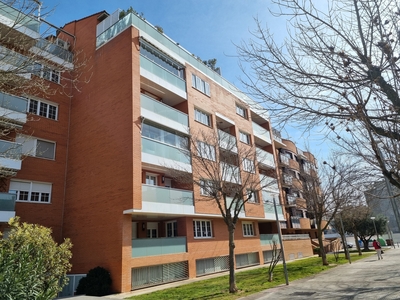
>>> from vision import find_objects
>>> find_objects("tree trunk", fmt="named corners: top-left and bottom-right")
top-left (268, 272), bottom-right (273, 282)
top-left (228, 226), bottom-right (237, 293)
top-left (317, 232), bottom-right (329, 265)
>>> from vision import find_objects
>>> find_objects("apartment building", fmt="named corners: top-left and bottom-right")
top-left (0, 3), bottom-right (319, 294)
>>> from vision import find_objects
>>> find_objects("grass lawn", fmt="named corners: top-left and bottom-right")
top-left (126, 252), bottom-right (374, 300)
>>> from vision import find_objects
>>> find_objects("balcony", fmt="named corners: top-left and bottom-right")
top-left (263, 201), bottom-right (285, 220)
top-left (0, 192), bottom-right (16, 222)
top-left (260, 234), bottom-right (279, 246)
top-left (132, 236), bottom-right (187, 258)
top-left (0, 140), bottom-right (22, 174)
top-left (252, 122), bottom-right (271, 146)
top-left (142, 185), bottom-right (194, 215)
top-left (297, 148), bottom-right (307, 159)
top-left (140, 55), bottom-right (186, 96)
top-left (218, 130), bottom-right (237, 153)
top-left (260, 175), bottom-right (278, 192)
top-left (256, 148), bottom-right (275, 169)
top-left (0, 45), bottom-right (33, 80)
top-left (32, 38), bottom-right (73, 66)
top-left (0, 91), bottom-right (28, 125)
top-left (140, 94), bottom-right (189, 134)
top-left (0, 2), bottom-right (40, 47)
top-left (141, 137), bottom-right (191, 172)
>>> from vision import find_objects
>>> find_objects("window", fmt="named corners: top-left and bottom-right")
top-left (239, 131), bottom-right (250, 144)
top-left (242, 158), bottom-right (255, 173)
top-left (166, 221), bottom-right (178, 237)
top-left (9, 180), bottom-right (52, 203)
top-left (28, 98), bottom-right (58, 120)
top-left (33, 63), bottom-right (61, 84)
top-left (194, 108), bottom-right (211, 126)
top-left (193, 220), bottom-right (212, 238)
top-left (142, 122), bottom-right (188, 150)
top-left (200, 179), bottom-right (213, 196)
top-left (236, 104), bottom-right (247, 118)
top-left (192, 74), bottom-right (210, 96)
top-left (146, 174), bottom-right (157, 185)
top-left (197, 141), bottom-right (215, 161)
top-left (247, 189), bottom-right (259, 203)
top-left (242, 222), bottom-right (255, 236)
top-left (16, 135), bottom-right (56, 160)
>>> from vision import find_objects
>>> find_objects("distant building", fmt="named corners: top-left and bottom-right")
top-left (365, 181), bottom-right (400, 233)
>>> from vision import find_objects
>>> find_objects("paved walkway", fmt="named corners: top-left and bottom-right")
top-left (240, 247), bottom-right (400, 300)
top-left (69, 247), bottom-right (400, 300)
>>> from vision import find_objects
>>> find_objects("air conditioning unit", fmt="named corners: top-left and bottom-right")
top-left (55, 38), bottom-right (70, 50)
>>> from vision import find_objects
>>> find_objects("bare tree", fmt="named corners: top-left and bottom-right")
top-left (168, 129), bottom-right (278, 293)
top-left (238, 0), bottom-right (400, 190)
top-left (267, 240), bottom-right (281, 282)
top-left (301, 157), bottom-right (360, 265)
top-left (0, 0), bottom-right (87, 187)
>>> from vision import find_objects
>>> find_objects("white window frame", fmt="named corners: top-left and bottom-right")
top-left (247, 189), bottom-right (259, 203)
top-left (192, 74), bottom-right (210, 96)
top-left (242, 222), bottom-right (255, 237)
top-left (239, 131), bottom-right (250, 144)
top-left (9, 180), bottom-right (52, 204)
top-left (166, 220), bottom-right (178, 237)
top-left (34, 62), bottom-right (61, 84)
top-left (193, 220), bottom-right (213, 238)
top-left (28, 98), bottom-right (58, 120)
top-left (197, 141), bottom-right (216, 161)
top-left (242, 158), bottom-right (255, 173)
top-left (236, 104), bottom-right (247, 118)
top-left (145, 174), bottom-right (157, 185)
top-left (194, 108), bottom-right (211, 126)
top-left (16, 135), bottom-right (56, 160)
top-left (200, 179), bottom-right (213, 196)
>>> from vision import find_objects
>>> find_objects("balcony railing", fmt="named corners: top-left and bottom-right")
top-left (0, 140), bottom-right (22, 160)
top-left (0, 2), bottom-right (40, 33)
top-left (35, 39), bottom-right (73, 63)
top-left (286, 195), bottom-right (297, 206)
top-left (282, 234), bottom-right (310, 240)
top-left (218, 130), bottom-right (237, 153)
top-left (283, 174), bottom-right (293, 185)
top-left (0, 192), bottom-right (16, 211)
top-left (256, 148), bottom-right (275, 168)
top-left (291, 216), bottom-right (301, 228)
top-left (260, 175), bottom-right (278, 192)
top-left (260, 234), bottom-right (279, 245)
top-left (140, 55), bottom-right (186, 92)
top-left (142, 184), bottom-right (193, 205)
top-left (280, 154), bottom-right (289, 165)
top-left (0, 45), bottom-right (32, 78)
top-left (142, 137), bottom-right (190, 165)
top-left (263, 201), bottom-right (285, 219)
top-left (132, 236), bottom-right (187, 258)
top-left (0, 91), bottom-right (28, 125)
top-left (252, 122), bottom-right (271, 144)
top-left (140, 94), bottom-right (188, 127)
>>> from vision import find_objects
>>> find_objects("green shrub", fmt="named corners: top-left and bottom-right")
top-left (76, 266), bottom-right (112, 296)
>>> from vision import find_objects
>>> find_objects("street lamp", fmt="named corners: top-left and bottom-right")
top-left (272, 196), bottom-right (289, 285)
top-left (387, 221), bottom-right (395, 248)
top-left (371, 217), bottom-right (379, 242)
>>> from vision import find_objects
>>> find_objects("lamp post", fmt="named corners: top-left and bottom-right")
top-left (371, 217), bottom-right (378, 242)
top-left (273, 196), bottom-right (289, 285)
top-left (387, 221), bottom-right (395, 248)
top-left (339, 213), bottom-right (351, 264)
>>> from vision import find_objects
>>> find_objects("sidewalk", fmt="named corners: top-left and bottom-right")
top-left (240, 247), bottom-right (400, 300)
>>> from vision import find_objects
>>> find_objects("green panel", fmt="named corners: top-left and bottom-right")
top-left (0, 91), bottom-right (27, 113)
top-left (140, 94), bottom-right (188, 126)
top-left (142, 185), bottom-right (193, 205)
top-left (132, 237), bottom-right (187, 258)
top-left (141, 137), bottom-right (190, 164)
top-left (259, 234), bottom-right (279, 245)
top-left (0, 3), bottom-right (40, 32)
top-left (0, 192), bottom-right (16, 211)
top-left (140, 56), bottom-right (186, 91)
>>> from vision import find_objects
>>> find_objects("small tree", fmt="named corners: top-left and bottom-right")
top-left (169, 129), bottom-right (277, 293)
top-left (267, 240), bottom-right (281, 282)
top-left (0, 217), bottom-right (72, 299)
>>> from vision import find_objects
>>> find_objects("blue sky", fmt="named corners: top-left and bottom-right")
top-left (40, 0), bottom-right (328, 159)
